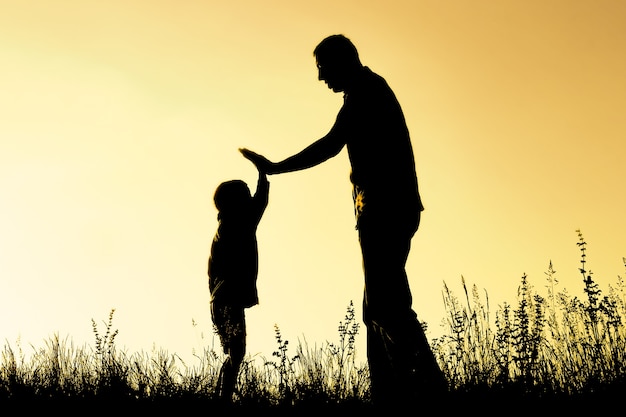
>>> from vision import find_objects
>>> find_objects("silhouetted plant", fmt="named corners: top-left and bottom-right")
top-left (327, 300), bottom-right (363, 397)
top-left (91, 309), bottom-right (131, 398)
top-left (433, 230), bottom-right (626, 400)
top-left (494, 301), bottom-right (512, 386)
top-left (258, 302), bottom-right (369, 406)
top-left (510, 273), bottom-right (546, 389)
top-left (262, 324), bottom-right (299, 404)
top-left (434, 276), bottom-right (498, 390)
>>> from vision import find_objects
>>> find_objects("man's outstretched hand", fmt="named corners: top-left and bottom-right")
top-left (239, 148), bottom-right (275, 174)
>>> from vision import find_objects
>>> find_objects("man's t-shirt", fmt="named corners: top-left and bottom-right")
top-left (331, 67), bottom-right (423, 229)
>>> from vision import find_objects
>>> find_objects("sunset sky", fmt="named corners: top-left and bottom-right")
top-left (1, 1), bottom-right (625, 365)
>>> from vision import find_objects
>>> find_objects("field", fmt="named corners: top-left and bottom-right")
top-left (1, 231), bottom-right (624, 414)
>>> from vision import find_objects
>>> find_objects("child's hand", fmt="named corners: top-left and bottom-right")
top-left (239, 148), bottom-right (273, 174)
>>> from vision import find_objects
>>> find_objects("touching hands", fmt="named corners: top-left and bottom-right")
top-left (239, 148), bottom-right (274, 174)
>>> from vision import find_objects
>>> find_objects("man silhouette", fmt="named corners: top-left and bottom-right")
top-left (240, 34), bottom-right (447, 406)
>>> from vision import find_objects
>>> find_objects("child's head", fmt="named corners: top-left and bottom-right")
top-left (213, 180), bottom-right (251, 213)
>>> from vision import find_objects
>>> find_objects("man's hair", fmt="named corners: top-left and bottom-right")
top-left (313, 34), bottom-right (361, 67)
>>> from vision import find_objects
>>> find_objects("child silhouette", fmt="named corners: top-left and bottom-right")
top-left (207, 153), bottom-right (269, 403)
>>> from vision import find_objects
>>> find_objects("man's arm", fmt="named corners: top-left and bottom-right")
top-left (239, 132), bottom-right (345, 175)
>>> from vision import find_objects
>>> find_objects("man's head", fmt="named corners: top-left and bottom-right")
top-left (314, 34), bottom-right (363, 93)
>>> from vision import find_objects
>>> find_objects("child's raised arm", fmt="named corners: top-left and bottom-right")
top-left (242, 150), bottom-right (269, 212)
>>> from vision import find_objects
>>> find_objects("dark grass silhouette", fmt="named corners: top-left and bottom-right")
top-left (1, 231), bottom-right (624, 414)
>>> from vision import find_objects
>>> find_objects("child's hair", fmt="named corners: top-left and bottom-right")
top-left (213, 180), bottom-right (251, 213)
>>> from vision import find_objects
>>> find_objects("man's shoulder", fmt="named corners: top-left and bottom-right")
top-left (363, 67), bottom-right (387, 84)
top-left (345, 68), bottom-right (393, 107)
top-left (351, 67), bottom-right (391, 95)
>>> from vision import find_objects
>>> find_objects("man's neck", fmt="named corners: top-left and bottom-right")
top-left (343, 65), bottom-right (368, 94)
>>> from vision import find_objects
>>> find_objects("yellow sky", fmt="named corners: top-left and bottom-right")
top-left (1, 1), bottom-right (625, 364)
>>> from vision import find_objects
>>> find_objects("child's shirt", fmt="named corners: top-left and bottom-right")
top-left (208, 175), bottom-right (269, 308)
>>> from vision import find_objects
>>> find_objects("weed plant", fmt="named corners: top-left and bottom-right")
top-left (1, 231), bottom-right (624, 412)
top-left (432, 230), bottom-right (626, 408)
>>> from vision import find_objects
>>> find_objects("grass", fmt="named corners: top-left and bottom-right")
top-left (1, 230), bottom-right (624, 413)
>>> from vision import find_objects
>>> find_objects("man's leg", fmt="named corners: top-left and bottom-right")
top-left (384, 307), bottom-right (448, 399)
top-left (364, 313), bottom-right (395, 405)
top-left (359, 215), bottom-right (446, 405)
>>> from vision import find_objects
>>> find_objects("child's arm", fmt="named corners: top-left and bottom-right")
top-left (248, 157), bottom-right (269, 217)
top-left (255, 169), bottom-right (269, 201)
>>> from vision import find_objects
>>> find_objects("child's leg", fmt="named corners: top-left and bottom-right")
top-left (215, 305), bottom-right (246, 402)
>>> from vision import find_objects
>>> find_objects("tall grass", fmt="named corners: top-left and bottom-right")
top-left (0, 303), bottom-right (368, 410)
top-left (432, 230), bottom-right (626, 402)
top-left (1, 231), bottom-right (624, 410)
